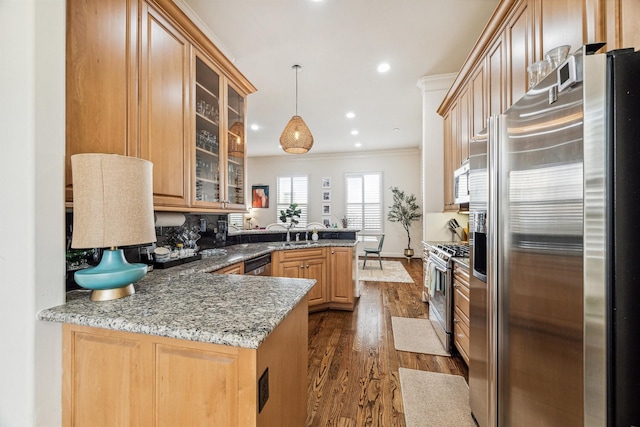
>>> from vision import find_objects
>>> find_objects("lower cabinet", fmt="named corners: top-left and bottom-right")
top-left (329, 247), bottom-right (354, 309)
top-left (214, 262), bottom-right (244, 275)
top-left (62, 300), bottom-right (308, 427)
top-left (272, 246), bottom-right (355, 312)
top-left (453, 260), bottom-right (471, 364)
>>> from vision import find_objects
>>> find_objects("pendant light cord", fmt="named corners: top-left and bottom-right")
top-left (295, 65), bottom-right (299, 116)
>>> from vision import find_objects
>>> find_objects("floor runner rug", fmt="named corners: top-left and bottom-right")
top-left (358, 260), bottom-right (414, 283)
top-left (399, 368), bottom-right (476, 427)
top-left (391, 317), bottom-right (450, 356)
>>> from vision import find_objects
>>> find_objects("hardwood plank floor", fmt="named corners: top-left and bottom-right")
top-left (306, 257), bottom-right (468, 426)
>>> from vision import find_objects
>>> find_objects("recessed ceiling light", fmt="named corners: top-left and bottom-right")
top-left (346, 112), bottom-right (356, 119)
top-left (355, 142), bottom-right (362, 148)
top-left (393, 127), bottom-right (400, 131)
top-left (377, 62), bottom-right (390, 73)
top-left (250, 124), bottom-right (260, 131)
top-left (351, 130), bottom-right (359, 136)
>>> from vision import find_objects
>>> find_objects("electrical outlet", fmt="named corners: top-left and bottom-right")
top-left (258, 368), bottom-right (269, 413)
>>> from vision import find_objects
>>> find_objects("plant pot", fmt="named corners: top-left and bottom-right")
top-left (404, 248), bottom-right (414, 258)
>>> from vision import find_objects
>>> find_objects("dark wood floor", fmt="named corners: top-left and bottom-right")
top-left (306, 257), bottom-right (468, 427)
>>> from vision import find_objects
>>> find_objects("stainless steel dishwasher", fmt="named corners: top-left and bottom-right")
top-left (243, 253), bottom-right (271, 276)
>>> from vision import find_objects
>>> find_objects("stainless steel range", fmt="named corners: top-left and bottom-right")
top-left (422, 243), bottom-right (469, 352)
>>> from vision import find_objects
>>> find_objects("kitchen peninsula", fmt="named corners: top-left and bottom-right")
top-left (39, 238), bottom-right (358, 426)
top-left (39, 253), bottom-right (315, 426)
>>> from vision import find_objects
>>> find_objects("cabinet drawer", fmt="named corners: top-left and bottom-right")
top-left (454, 284), bottom-right (470, 322)
top-left (454, 306), bottom-right (470, 364)
top-left (276, 247), bottom-right (326, 261)
top-left (453, 262), bottom-right (470, 287)
top-left (213, 262), bottom-right (244, 275)
top-left (454, 320), bottom-right (470, 364)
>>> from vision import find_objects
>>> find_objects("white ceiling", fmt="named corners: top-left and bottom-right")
top-left (180, 0), bottom-right (500, 157)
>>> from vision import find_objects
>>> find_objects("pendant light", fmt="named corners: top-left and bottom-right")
top-left (228, 121), bottom-right (245, 157)
top-left (280, 64), bottom-right (314, 154)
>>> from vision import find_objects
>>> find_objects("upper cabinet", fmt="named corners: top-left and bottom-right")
top-left (225, 82), bottom-right (247, 210)
top-left (65, 0), bottom-right (139, 202)
top-left (437, 0), bottom-right (638, 211)
top-left (65, 0), bottom-right (256, 212)
top-left (139, 1), bottom-right (191, 208)
top-left (191, 52), bottom-right (247, 211)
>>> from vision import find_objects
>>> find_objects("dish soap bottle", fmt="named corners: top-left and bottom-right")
top-left (177, 243), bottom-right (185, 258)
top-left (311, 229), bottom-right (319, 241)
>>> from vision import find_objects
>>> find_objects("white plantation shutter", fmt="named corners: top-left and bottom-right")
top-left (277, 175), bottom-right (308, 227)
top-left (345, 172), bottom-right (382, 235)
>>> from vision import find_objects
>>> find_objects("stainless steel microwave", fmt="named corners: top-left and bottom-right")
top-left (454, 162), bottom-right (470, 204)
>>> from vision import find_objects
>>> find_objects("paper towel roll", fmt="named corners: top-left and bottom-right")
top-left (154, 212), bottom-right (186, 227)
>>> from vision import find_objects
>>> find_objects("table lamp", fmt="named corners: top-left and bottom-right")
top-left (71, 154), bottom-right (157, 301)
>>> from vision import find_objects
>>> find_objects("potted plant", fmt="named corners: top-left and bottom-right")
top-left (387, 186), bottom-right (422, 259)
top-left (279, 202), bottom-right (301, 242)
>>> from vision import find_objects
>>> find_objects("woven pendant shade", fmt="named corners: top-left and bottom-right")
top-left (280, 64), bottom-right (313, 154)
top-left (228, 121), bottom-right (245, 157)
top-left (280, 115), bottom-right (314, 154)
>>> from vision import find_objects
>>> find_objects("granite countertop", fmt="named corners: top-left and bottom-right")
top-left (191, 239), bottom-right (358, 273)
top-left (228, 227), bottom-right (360, 236)
top-left (38, 239), bottom-right (357, 349)
top-left (452, 256), bottom-right (470, 268)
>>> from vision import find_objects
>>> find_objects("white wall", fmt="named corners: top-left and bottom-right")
top-left (0, 1), bottom-right (65, 425)
top-left (247, 148), bottom-right (422, 257)
top-left (417, 73), bottom-right (468, 242)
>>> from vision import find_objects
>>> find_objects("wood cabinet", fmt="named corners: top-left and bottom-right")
top-left (273, 247), bottom-right (328, 308)
top-left (272, 246), bottom-right (356, 311)
top-left (443, 107), bottom-right (458, 212)
top-left (65, 0), bottom-right (139, 202)
top-left (191, 52), bottom-right (247, 211)
top-left (505, 0), bottom-right (535, 107)
top-left (458, 85), bottom-right (471, 165)
top-left (224, 82), bottom-right (247, 210)
top-left (487, 32), bottom-right (507, 118)
top-left (604, 0), bottom-right (640, 52)
top-left (62, 299), bottom-right (308, 427)
top-left (436, 0), bottom-right (640, 211)
top-left (329, 247), bottom-right (354, 309)
top-left (214, 262), bottom-right (244, 275)
top-left (453, 260), bottom-right (470, 365)
top-left (65, 0), bottom-right (256, 212)
top-left (139, 1), bottom-right (191, 208)
top-left (470, 62), bottom-right (487, 138)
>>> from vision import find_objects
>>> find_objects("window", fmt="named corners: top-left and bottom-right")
top-left (228, 213), bottom-right (244, 229)
top-left (277, 175), bottom-right (308, 227)
top-left (345, 172), bottom-right (383, 238)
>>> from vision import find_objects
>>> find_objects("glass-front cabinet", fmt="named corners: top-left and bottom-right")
top-left (226, 83), bottom-right (246, 209)
top-left (192, 51), bottom-right (247, 211)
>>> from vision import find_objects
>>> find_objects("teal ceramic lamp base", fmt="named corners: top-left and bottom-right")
top-left (74, 249), bottom-right (147, 301)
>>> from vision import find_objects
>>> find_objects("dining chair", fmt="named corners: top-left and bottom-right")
top-left (265, 223), bottom-right (287, 230)
top-left (306, 222), bottom-right (326, 228)
top-left (362, 234), bottom-right (385, 269)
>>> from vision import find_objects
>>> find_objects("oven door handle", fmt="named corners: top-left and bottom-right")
top-left (428, 257), bottom-right (448, 273)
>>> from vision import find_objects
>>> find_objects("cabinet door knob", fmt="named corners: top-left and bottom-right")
top-left (300, 265), bottom-right (304, 269)
top-left (331, 251), bottom-right (335, 254)
top-left (306, 264), bottom-right (309, 268)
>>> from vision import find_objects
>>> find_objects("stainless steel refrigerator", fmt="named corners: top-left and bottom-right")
top-left (469, 45), bottom-right (640, 426)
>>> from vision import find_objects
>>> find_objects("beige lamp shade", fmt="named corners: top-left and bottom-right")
top-left (228, 121), bottom-right (245, 157)
top-left (279, 115), bottom-right (314, 154)
top-left (71, 153), bottom-right (157, 249)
